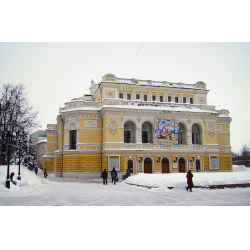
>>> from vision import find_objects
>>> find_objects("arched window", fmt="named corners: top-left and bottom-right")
top-left (142, 122), bottom-right (153, 143)
top-left (67, 122), bottom-right (77, 150)
top-left (178, 123), bottom-right (187, 144)
top-left (69, 130), bottom-right (77, 150)
top-left (124, 121), bottom-right (136, 143)
top-left (192, 124), bottom-right (202, 145)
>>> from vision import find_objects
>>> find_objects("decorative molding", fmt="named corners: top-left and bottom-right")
top-left (105, 90), bottom-right (115, 98)
top-left (208, 122), bottom-right (215, 137)
top-left (67, 122), bottom-right (77, 130)
top-left (85, 120), bottom-right (97, 128)
top-left (217, 125), bottom-right (223, 132)
top-left (109, 118), bottom-right (118, 135)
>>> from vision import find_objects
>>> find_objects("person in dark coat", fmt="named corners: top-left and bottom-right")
top-left (111, 167), bottom-right (118, 185)
top-left (44, 168), bottom-right (48, 178)
top-left (10, 172), bottom-right (17, 185)
top-left (35, 166), bottom-right (38, 175)
top-left (101, 169), bottom-right (108, 185)
top-left (186, 170), bottom-right (193, 192)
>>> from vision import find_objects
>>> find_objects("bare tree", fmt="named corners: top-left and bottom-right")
top-left (0, 83), bottom-right (40, 165)
top-left (240, 143), bottom-right (250, 157)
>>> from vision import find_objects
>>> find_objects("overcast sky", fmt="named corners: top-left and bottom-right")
top-left (0, 42), bottom-right (249, 153)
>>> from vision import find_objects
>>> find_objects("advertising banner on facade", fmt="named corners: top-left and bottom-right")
top-left (155, 120), bottom-right (179, 144)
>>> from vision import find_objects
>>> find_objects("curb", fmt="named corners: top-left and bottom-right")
top-left (125, 182), bottom-right (250, 190)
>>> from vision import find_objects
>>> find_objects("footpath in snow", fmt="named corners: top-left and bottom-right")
top-left (124, 165), bottom-right (250, 190)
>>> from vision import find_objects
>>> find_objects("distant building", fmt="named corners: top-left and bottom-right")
top-left (30, 130), bottom-right (47, 169)
top-left (30, 130), bottom-right (46, 145)
top-left (44, 73), bottom-right (232, 178)
top-left (36, 139), bottom-right (47, 169)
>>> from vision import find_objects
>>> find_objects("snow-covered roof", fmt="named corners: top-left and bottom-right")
top-left (101, 104), bottom-right (218, 114)
top-left (59, 102), bottom-right (220, 116)
top-left (101, 73), bottom-right (207, 90)
top-left (37, 139), bottom-right (47, 144)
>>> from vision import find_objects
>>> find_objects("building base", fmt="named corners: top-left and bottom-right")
top-left (54, 171), bottom-right (125, 179)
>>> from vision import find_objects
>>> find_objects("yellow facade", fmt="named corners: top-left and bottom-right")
top-left (43, 73), bottom-right (232, 178)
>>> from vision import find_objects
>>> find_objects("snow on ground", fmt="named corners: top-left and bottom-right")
top-left (124, 165), bottom-right (250, 190)
top-left (0, 163), bottom-right (249, 210)
top-left (0, 165), bottom-right (46, 197)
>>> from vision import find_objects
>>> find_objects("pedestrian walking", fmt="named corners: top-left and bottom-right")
top-left (35, 166), bottom-right (38, 175)
top-left (111, 167), bottom-right (118, 185)
top-left (101, 169), bottom-right (108, 185)
top-left (186, 170), bottom-right (193, 192)
top-left (44, 167), bottom-right (48, 178)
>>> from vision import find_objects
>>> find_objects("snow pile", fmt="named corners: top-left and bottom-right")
top-left (0, 165), bottom-right (45, 197)
top-left (124, 165), bottom-right (250, 190)
top-left (233, 165), bottom-right (250, 172)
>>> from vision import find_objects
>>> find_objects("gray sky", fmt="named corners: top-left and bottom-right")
top-left (0, 42), bottom-right (249, 153)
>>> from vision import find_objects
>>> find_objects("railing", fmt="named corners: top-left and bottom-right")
top-left (117, 78), bottom-right (197, 89)
top-left (104, 143), bottom-right (206, 151)
top-left (59, 97), bottom-right (219, 114)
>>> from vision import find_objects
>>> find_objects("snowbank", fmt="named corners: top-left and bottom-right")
top-left (124, 165), bottom-right (250, 190)
top-left (233, 165), bottom-right (250, 171)
top-left (0, 165), bottom-right (45, 197)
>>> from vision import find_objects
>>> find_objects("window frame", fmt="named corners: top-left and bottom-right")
top-left (69, 130), bottom-right (77, 150)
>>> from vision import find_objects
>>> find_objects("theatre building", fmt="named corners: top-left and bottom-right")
top-left (43, 73), bottom-right (232, 178)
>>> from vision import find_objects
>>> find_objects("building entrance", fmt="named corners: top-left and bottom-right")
top-left (127, 159), bottom-right (133, 174)
top-left (162, 158), bottom-right (169, 173)
top-left (196, 159), bottom-right (201, 172)
top-left (144, 158), bottom-right (152, 173)
top-left (178, 158), bottom-right (185, 173)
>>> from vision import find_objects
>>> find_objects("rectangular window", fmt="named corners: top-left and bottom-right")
top-left (152, 95), bottom-right (156, 101)
top-left (119, 93), bottom-right (123, 99)
top-left (175, 97), bottom-right (178, 103)
top-left (210, 156), bottom-right (219, 169)
top-left (136, 94), bottom-right (140, 100)
top-left (160, 96), bottom-right (163, 102)
top-left (144, 95), bottom-right (147, 101)
top-left (127, 94), bottom-right (131, 100)
top-left (168, 96), bottom-right (171, 102)
top-left (190, 98), bottom-right (193, 104)
top-left (69, 130), bottom-right (77, 150)
top-left (183, 97), bottom-right (186, 103)
top-left (142, 131), bottom-right (149, 143)
top-left (108, 155), bottom-right (120, 171)
top-left (124, 130), bottom-right (131, 143)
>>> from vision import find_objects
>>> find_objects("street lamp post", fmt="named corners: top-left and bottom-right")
top-left (17, 133), bottom-right (22, 180)
top-left (6, 124), bottom-right (12, 188)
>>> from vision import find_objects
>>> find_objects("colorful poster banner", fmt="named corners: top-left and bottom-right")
top-left (155, 120), bottom-right (179, 144)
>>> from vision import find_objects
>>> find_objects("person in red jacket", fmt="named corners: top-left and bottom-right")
top-left (186, 170), bottom-right (193, 192)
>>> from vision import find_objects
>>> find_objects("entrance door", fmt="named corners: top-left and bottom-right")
top-left (162, 158), bottom-right (169, 173)
top-left (127, 159), bottom-right (133, 174)
top-left (179, 158), bottom-right (185, 173)
top-left (144, 158), bottom-right (152, 173)
top-left (196, 159), bottom-right (201, 172)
